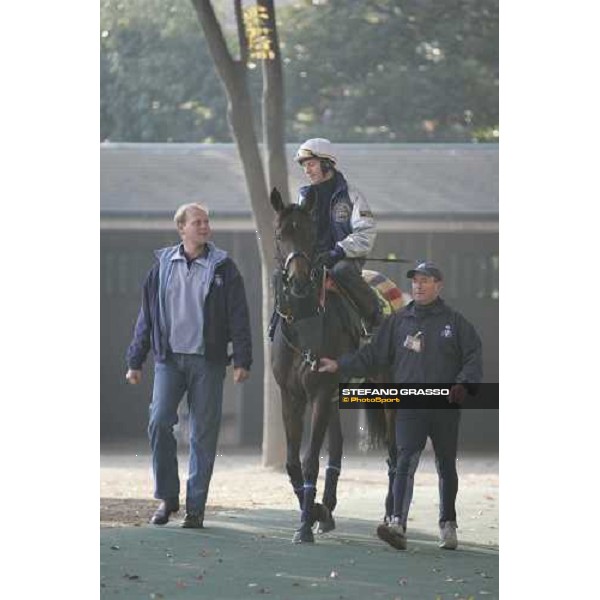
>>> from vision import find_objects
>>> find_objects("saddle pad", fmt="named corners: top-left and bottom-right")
top-left (362, 269), bottom-right (405, 315)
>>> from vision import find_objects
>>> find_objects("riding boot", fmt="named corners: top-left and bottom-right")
top-left (267, 310), bottom-right (280, 342)
top-left (322, 466), bottom-right (340, 513)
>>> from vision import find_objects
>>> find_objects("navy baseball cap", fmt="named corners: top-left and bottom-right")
top-left (406, 261), bottom-right (443, 281)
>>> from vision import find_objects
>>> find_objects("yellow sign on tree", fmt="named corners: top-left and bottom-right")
top-left (243, 4), bottom-right (275, 61)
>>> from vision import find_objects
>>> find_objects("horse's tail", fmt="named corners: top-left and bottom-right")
top-left (363, 406), bottom-right (390, 450)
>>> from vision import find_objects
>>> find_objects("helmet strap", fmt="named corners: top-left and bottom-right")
top-left (320, 159), bottom-right (334, 175)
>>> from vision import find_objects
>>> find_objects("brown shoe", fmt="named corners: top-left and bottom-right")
top-left (181, 513), bottom-right (204, 529)
top-left (376, 521), bottom-right (407, 550)
top-left (150, 498), bottom-right (179, 525)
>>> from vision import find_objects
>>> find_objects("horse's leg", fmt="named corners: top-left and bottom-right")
top-left (281, 388), bottom-right (306, 512)
top-left (293, 392), bottom-right (332, 544)
top-left (315, 402), bottom-right (341, 533)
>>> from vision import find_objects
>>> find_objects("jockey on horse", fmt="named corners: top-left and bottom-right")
top-left (269, 138), bottom-right (383, 341)
top-left (269, 140), bottom-right (405, 542)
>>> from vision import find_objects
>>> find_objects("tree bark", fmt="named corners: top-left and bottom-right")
top-left (190, 0), bottom-right (287, 468)
top-left (259, 0), bottom-right (290, 206)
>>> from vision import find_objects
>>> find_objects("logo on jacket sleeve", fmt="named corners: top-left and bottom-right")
top-left (441, 324), bottom-right (453, 338)
top-left (214, 274), bottom-right (223, 287)
top-left (333, 202), bottom-right (352, 223)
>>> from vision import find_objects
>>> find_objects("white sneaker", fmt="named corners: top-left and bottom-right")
top-left (439, 521), bottom-right (458, 550)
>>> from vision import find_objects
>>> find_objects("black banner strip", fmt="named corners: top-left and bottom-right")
top-left (338, 383), bottom-right (499, 409)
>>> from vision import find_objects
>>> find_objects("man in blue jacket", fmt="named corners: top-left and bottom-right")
top-left (319, 261), bottom-right (482, 550)
top-left (126, 203), bottom-right (252, 528)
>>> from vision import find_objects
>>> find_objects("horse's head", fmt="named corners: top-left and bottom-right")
top-left (270, 187), bottom-right (318, 294)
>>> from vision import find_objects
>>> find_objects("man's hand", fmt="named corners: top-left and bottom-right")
top-left (449, 383), bottom-right (467, 405)
top-left (318, 357), bottom-right (339, 373)
top-left (233, 367), bottom-right (250, 383)
top-left (126, 369), bottom-right (142, 385)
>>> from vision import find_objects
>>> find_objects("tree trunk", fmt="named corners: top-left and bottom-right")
top-left (260, 0), bottom-right (290, 206)
top-left (258, 0), bottom-right (289, 467)
top-left (191, 0), bottom-right (287, 468)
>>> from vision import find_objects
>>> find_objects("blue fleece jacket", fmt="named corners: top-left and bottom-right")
top-left (126, 242), bottom-right (252, 371)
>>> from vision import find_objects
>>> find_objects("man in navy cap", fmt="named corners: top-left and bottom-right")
top-left (319, 260), bottom-right (483, 550)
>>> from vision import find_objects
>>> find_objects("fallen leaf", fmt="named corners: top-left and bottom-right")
top-left (397, 577), bottom-right (408, 586)
top-left (110, 545), bottom-right (120, 550)
top-left (330, 570), bottom-right (339, 579)
top-left (248, 583), bottom-right (258, 588)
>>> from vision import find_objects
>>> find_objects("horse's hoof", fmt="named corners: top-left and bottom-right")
top-left (313, 504), bottom-right (335, 533)
top-left (292, 524), bottom-right (315, 544)
top-left (309, 502), bottom-right (326, 525)
top-left (316, 514), bottom-right (336, 534)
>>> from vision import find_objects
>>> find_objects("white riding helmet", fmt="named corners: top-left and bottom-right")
top-left (294, 138), bottom-right (337, 165)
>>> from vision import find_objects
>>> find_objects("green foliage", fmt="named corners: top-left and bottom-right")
top-left (100, 0), bottom-right (498, 143)
top-left (100, 0), bottom-right (230, 142)
top-left (278, 0), bottom-right (498, 142)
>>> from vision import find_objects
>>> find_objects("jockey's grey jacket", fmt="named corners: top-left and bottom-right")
top-left (298, 171), bottom-right (376, 259)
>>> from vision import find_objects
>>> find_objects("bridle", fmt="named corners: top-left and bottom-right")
top-left (273, 228), bottom-right (327, 370)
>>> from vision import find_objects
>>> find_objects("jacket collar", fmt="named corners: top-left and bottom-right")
top-left (405, 297), bottom-right (446, 316)
top-left (154, 241), bottom-right (228, 268)
top-left (299, 170), bottom-right (348, 203)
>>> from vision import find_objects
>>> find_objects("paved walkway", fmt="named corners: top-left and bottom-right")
top-left (101, 446), bottom-right (498, 599)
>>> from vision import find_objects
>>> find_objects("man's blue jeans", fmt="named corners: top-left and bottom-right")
top-left (148, 353), bottom-right (226, 514)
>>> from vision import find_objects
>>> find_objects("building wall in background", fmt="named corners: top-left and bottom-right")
top-left (101, 227), bottom-right (498, 450)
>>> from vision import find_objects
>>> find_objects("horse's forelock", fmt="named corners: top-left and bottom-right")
top-left (276, 204), bottom-right (308, 230)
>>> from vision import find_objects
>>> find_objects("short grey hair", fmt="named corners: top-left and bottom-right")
top-left (173, 203), bottom-right (210, 228)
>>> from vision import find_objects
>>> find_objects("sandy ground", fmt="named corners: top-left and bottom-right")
top-left (100, 442), bottom-right (498, 599)
top-left (100, 442), bottom-right (499, 548)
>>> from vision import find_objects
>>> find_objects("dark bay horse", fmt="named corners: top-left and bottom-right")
top-left (270, 188), bottom-right (400, 543)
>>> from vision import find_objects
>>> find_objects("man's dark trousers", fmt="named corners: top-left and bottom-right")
top-left (392, 408), bottom-right (461, 528)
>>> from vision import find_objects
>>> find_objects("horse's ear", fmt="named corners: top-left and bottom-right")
top-left (302, 187), bottom-right (316, 213)
top-left (270, 187), bottom-right (285, 213)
